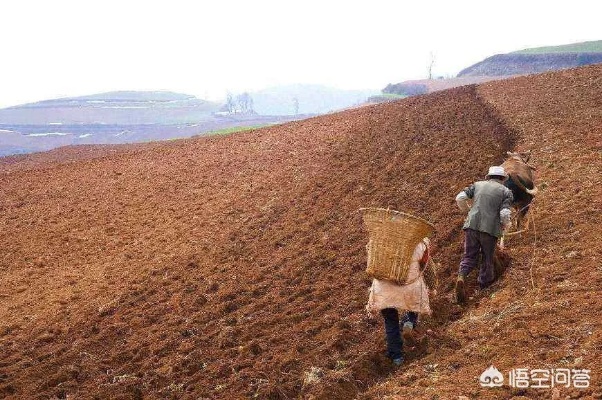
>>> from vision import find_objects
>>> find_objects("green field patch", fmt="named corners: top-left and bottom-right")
top-left (206, 125), bottom-right (267, 136)
top-left (379, 93), bottom-right (408, 99)
top-left (512, 40), bottom-right (602, 54)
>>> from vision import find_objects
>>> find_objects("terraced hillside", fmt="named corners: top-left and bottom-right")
top-left (0, 65), bottom-right (600, 399)
top-left (458, 41), bottom-right (602, 77)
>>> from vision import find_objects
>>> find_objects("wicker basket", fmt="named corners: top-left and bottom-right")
top-left (361, 208), bottom-right (435, 284)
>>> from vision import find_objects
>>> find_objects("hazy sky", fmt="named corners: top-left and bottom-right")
top-left (0, 0), bottom-right (600, 108)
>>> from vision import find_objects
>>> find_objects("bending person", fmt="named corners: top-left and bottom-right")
top-left (455, 165), bottom-right (513, 303)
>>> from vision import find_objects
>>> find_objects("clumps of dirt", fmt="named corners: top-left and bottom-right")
top-left (361, 64), bottom-right (602, 399)
top-left (494, 247), bottom-right (512, 278)
top-left (0, 64), bottom-right (600, 399)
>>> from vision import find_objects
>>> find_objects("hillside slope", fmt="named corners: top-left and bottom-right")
top-left (512, 40), bottom-right (602, 54)
top-left (458, 52), bottom-right (602, 77)
top-left (382, 76), bottom-right (505, 96)
top-left (0, 91), bottom-right (306, 157)
top-left (0, 91), bottom-right (220, 125)
top-left (363, 65), bottom-right (602, 399)
top-left (384, 41), bottom-right (602, 99)
top-left (0, 65), bottom-right (600, 399)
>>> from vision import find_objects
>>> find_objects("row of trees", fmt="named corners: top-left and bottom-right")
top-left (223, 93), bottom-right (301, 115)
top-left (224, 92), bottom-right (255, 114)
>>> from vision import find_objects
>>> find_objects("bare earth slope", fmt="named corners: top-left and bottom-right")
top-left (0, 65), bottom-right (600, 399)
top-left (363, 65), bottom-right (602, 399)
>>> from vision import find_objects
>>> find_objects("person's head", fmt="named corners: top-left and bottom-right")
top-left (486, 165), bottom-right (507, 181)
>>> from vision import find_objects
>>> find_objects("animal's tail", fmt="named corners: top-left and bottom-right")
top-left (526, 187), bottom-right (538, 196)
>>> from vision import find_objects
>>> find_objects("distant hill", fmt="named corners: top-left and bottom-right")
top-left (0, 91), bottom-right (308, 157)
top-left (0, 87), bottom-right (378, 157)
top-left (0, 91), bottom-right (221, 125)
top-left (70, 91), bottom-right (196, 102)
top-left (458, 40), bottom-right (602, 77)
top-left (248, 84), bottom-right (378, 115)
top-left (383, 40), bottom-right (602, 97)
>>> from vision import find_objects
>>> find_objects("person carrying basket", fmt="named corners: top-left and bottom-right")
top-left (362, 209), bottom-right (437, 367)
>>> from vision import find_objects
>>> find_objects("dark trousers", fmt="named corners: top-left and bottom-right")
top-left (459, 228), bottom-right (498, 288)
top-left (381, 308), bottom-right (418, 360)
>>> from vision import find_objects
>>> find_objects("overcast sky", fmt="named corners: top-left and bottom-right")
top-left (0, 0), bottom-right (600, 108)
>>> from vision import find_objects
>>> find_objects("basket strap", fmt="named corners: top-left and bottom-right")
top-left (403, 257), bottom-right (435, 286)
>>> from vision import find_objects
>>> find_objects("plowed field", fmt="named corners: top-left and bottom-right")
top-left (0, 65), bottom-right (600, 400)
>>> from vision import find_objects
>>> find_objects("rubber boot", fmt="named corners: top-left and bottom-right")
top-left (455, 274), bottom-right (467, 304)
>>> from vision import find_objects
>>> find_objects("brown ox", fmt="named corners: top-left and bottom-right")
top-left (502, 151), bottom-right (538, 231)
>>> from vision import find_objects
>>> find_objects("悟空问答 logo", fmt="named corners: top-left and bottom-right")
top-left (480, 365), bottom-right (504, 388)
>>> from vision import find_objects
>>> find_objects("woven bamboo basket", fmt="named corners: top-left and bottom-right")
top-left (361, 208), bottom-right (435, 284)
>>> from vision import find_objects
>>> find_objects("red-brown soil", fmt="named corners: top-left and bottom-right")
top-left (361, 66), bottom-right (602, 399)
top-left (0, 65), bottom-right (600, 400)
